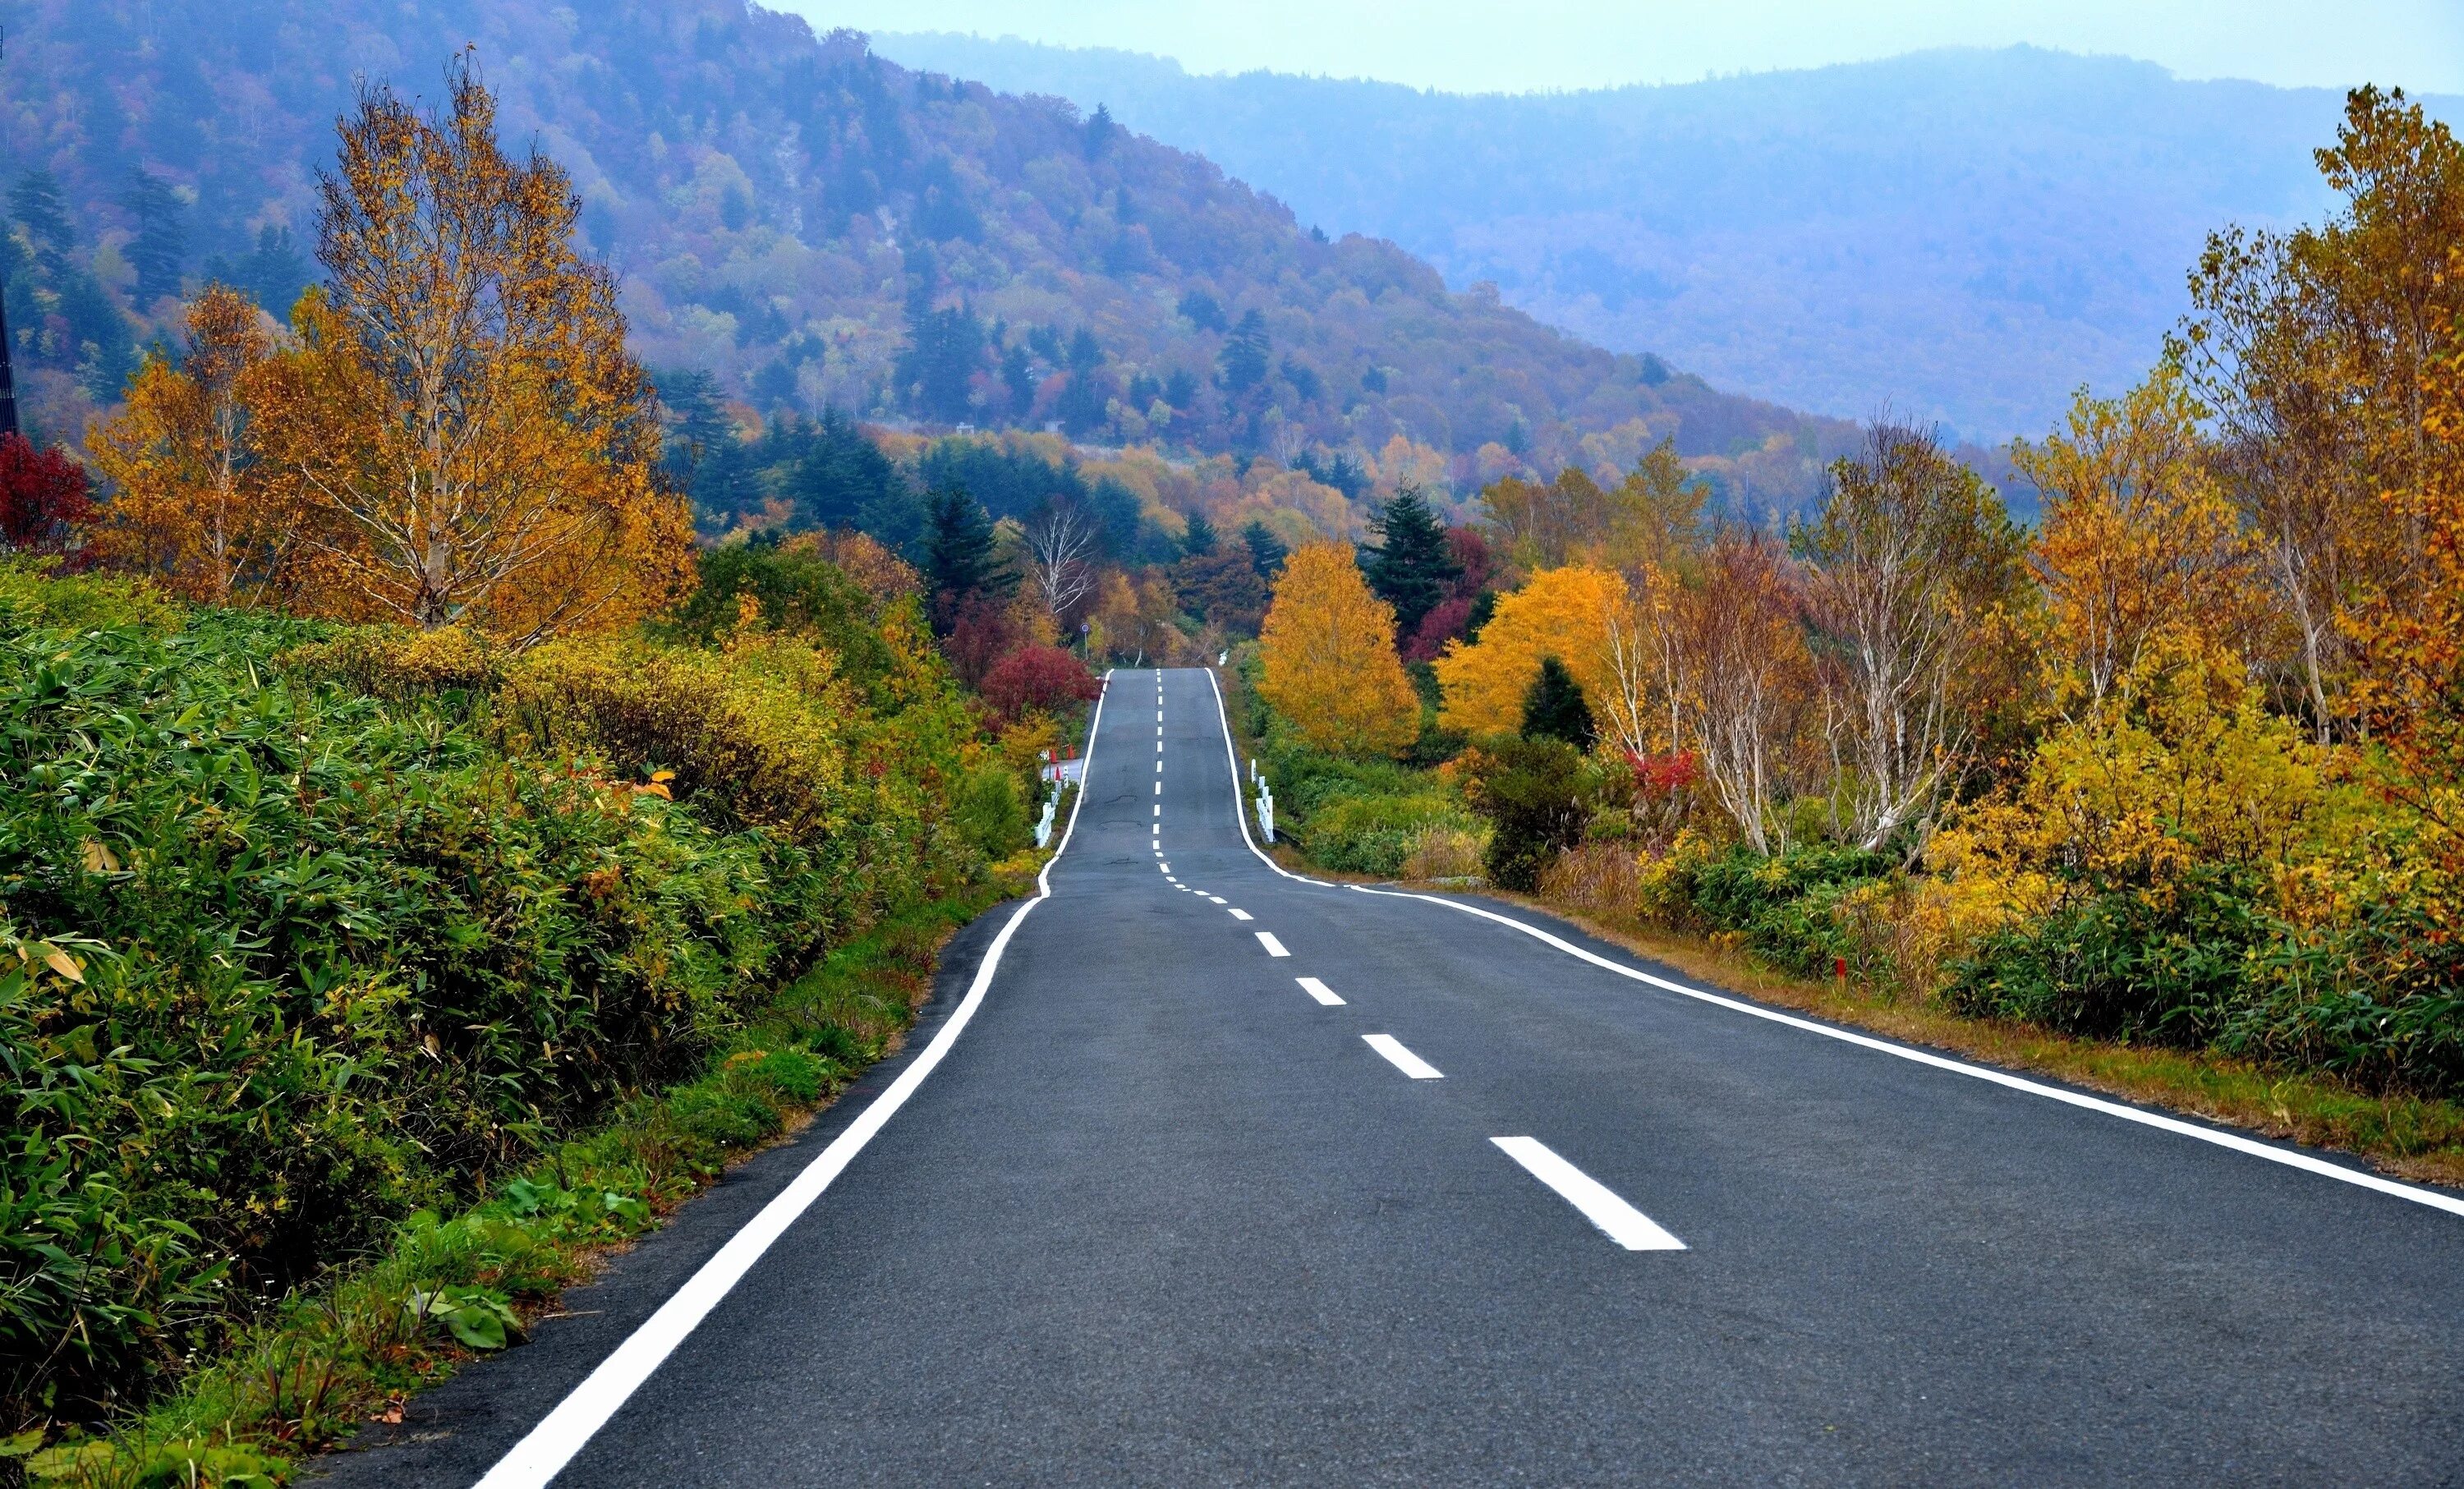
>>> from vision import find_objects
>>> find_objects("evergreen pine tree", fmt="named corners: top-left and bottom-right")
top-left (1520, 655), bottom-right (1597, 750)
top-left (121, 171), bottom-right (187, 305)
top-left (1183, 510), bottom-right (1218, 556)
top-left (923, 485), bottom-right (1012, 628)
top-left (1243, 519), bottom-right (1289, 578)
top-left (1360, 485), bottom-right (1461, 641)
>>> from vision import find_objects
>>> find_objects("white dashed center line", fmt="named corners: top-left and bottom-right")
top-left (1157, 862), bottom-right (1170, 873)
top-left (1363, 1034), bottom-right (1442, 1080)
top-left (1296, 977), bottom-right (1345, 1006)
top-left (1255, 932), bottom-right (1289, 957)
top-left (1491, 1137), bottom-right (1686, 1252)
top-left (1206, 895), bottom-right (1226, 904)
top-left (1228, 908), bottom-right (1253, 921)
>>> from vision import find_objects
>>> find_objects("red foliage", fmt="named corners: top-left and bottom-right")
top-left (1625, 750), bottom-right (1702, 797)
top-left (940, 593), bottom-right (1022, 688)
top-left (981, 643), bottom-right (1101, 723)
top-left (0, 434), bottom-right (95, 558)
top-left (1445, 525), bottom-right (1495, 596)
top-left (1403, 593), bottom-right (1473, 663)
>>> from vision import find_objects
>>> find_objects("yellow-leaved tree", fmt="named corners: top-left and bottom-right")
top-left (1432, 565), bottom-right (1626, 737)
top-left (2016, 364), bottom-right (2265, 709)
top-left (247, 57), bottom-right (692, 641)
top-left (91, 286), bottom-right (315, 605)
top-left (1257, 541), bottom-right (1420, 756)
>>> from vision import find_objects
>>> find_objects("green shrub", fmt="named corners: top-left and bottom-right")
top-left (1460, 736), bottom-right (1591, 891)
top-left (952, 766), bottom-right (1032, 859)
top-left (0, 567), bottom-right (980, 1432)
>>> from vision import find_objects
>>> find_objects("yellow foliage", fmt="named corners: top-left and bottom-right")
top-left (2017, 365), bottom-right (2266, 705)
top-left (1927, 631), bottom-right (2338, 931)
top-left (1432, 565), bottom-right (1625, 735)
top-left (497, 633), bottom-right (853, 843)
top-left (1257, 541), bottom-right (1420, 757)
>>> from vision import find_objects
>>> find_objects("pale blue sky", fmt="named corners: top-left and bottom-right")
top-left (773, 0), bottom-right (2464, 94)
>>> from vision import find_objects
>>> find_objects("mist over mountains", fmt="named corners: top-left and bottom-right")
top-left (870, 34), bottom-right (2456, 441)
top-left (1, 0), bottom-right (1905, 524)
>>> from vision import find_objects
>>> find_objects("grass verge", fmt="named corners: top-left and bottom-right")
top-left (18, 878), bottom-right (1025, 1488)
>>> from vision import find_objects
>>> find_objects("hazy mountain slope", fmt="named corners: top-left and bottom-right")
top-left (0, 0), bottom-right (1869, 517)
top-left (869, 35), bottom-right (2454, 440)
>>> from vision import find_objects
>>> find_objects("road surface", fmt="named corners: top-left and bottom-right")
top-left (319, 667), bottom-right (2464, 1487)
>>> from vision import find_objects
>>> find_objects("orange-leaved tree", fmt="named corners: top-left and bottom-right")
top-left (250, 57), bottom-right (692, 641)
top-left (1431, 564), bottom-right (1625, 738)
top-left (90, 286), bottom-right (315, 605)
top-left (1257, 541), bottom-right (1419, 756)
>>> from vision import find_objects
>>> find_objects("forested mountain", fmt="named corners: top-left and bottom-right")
top-left (0, 0), bottom-right (1873, 522)
top-left (869, 34), bottom-right (2459, 440)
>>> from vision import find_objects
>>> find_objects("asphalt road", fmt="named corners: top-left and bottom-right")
top-left (319, 666), bottom-right (2464, 1487)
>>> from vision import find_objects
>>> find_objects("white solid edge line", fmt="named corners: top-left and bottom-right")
top-left (1492, 1136), bottom-right (1685, 1251)
top-left (1363, 1032), bottom-right (1442, 1079)
top-left (470, 673), bottom-right (1118, 1489)
top-left (1256, 931), bottom-right (1289, 957)
top-left (1229, 908), bottom-right (1253, 921)
top-left (1200, 669), bottom-right (2464, 1220)
top-left (1359, 885), bottom-right (2464, 1220)
top-left (1296, 977), bottom-right (1345, 1006)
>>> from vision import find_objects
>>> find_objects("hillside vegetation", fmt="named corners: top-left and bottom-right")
top-left (0, 0), bottom-right (1857, 515)
top-left (876, 35), bottom-right (2460, 441)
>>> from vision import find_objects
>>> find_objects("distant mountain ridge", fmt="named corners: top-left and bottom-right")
top-left (869, 34), bottom-right (2459, 441)
top-left (0, 0), bottom-right (1889, 523)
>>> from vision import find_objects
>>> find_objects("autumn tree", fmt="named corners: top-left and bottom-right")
top-left (1793, 421), bottom-right (2029, 852)
top-left (0, 434), bottom-right (94, 558)
top-left (2016, 364), bottom-right (2264, 710)
top-left (1668, 531), bottom-right (1814, 854)
top-left (2179, 85), bottom-right (2464, 738)
top-left (1257, 541), bottom-right (1419, 756)
top-left (1432, 563), bottom-right (1625, 738)
top-left (91, 286), bottom-right (308, 604)
top-left (249, 58), bottom-right (692, 641)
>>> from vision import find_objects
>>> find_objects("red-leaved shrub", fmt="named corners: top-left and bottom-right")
top-left (981, 643), bottom-right (1101, 723)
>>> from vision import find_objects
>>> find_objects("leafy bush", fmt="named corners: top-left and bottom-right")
top-left (1459, 736), bottom-right (1592, 891)
top-left (0, 566), bottom-right (980, 1431)
top-left (979, 644), bottom-right (1101, 725)
top-left (1261, 732), bottom-right (1480, 878)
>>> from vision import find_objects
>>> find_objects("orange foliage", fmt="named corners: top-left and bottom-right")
top-left (1432, 565), bottom-right (1625, 736)
top-left (205, 60), bottom-right (690, 641)
top-left (90, 287), bottom-right (315, 605)
top-left (1257, 542), bottom-right (1419, 757)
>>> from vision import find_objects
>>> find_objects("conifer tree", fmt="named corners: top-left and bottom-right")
top-left (923, 485), bottom-right (1010, 628)
top-left (1361, 484), bottom-right (1462, 641)
top-left (1243, 518), bottom-right (1288, 578)
top-left (1520, 655), bottom-right (1597, 749)
top-left (1183, 509), bottom-right (1217, 556)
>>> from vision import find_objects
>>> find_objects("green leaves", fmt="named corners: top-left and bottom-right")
top-left (406, 1284), bottom-right (522, 1352)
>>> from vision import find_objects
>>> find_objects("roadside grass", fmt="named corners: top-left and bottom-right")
top-left (1472, 886), bottom-right (2464, 1192)
top-left (20, 877), bottom-right (1026, 1488)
